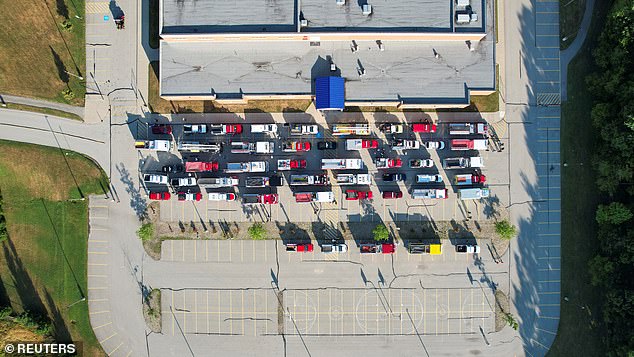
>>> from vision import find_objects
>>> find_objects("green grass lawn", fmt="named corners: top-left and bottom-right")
top-left (545, 1), bottom-right (610, 356)
top-left (1, 103), bottom-right (82, 121)
top-left (560, 0), bottom-right (587, 49)
top-left (0, 140), bottom-right (108, 356)
top-left (0, 0), bottom-right (86, 105)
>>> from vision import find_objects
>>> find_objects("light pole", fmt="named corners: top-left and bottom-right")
top-left (64, 70), bottom-right (84, 80)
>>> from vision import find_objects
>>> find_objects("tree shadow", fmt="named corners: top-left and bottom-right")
top-left (1, 237), bottom-right (48, 317)
top-left (56, 0), bottom-right (69, 19)
top-left (50, 46), bottom-right (69, 85)
top-left (42, 288), bottom-right (72, 343)
top-left (116, 163), bottom-right (148, 220)
top-left (274, 222), bottom-right (310, 244)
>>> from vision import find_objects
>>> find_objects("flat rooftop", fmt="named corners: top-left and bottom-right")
top-left (160, 38), bottom-right (494, 103)
top-left (300, 0), bottom-right (450, 32)
top-left (161, 0), bottom-right (297, 34)
top-left (160, 0), bottom-right (487, 34)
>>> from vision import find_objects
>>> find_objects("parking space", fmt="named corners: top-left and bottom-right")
top-left (164, 287), bottom-right (494, 337)
top-left (164, 289), bottom-right (279, 336)
top-left (161, 240), bottom-right (497, 266)
top-left (142, 115), bottom-right (509, 225)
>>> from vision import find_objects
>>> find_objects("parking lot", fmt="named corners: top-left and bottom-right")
top-left (135, 115), bottom-right (509, 224)
top-left (164, 287), bottom-right (494, 337)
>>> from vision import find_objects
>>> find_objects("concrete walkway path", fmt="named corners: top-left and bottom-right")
top-left (0, 93), bottom-right (85, 119)
top-left (561, 0), bottom-right (596, 101)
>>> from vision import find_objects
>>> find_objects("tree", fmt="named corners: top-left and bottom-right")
top-left (372, 224), bottom-right (389, 242)
top-left (504, 312), bottom-right (519, 330)
top-left (596, 202), bottom-right (633, 225)
top-left (248, 223), bottom-right (266, 240)
top-left (588, 255), bottom-right (614, 287)
top-left (494, 220), bottom-right (517, 240)
top-left (136, 223), bottom-right (154, 241)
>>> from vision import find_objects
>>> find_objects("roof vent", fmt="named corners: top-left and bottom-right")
top-left (362, 4), bottom-right (372, 15)
top-left (300, 19), bottom-right (308, 27)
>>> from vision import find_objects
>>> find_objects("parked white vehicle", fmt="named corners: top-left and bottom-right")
top-left (143, 174), bottom-right (169, 184)
top-left (208, 192), bottom-right (237, 201)
top-left (251, 124), bottom-right (278, 134)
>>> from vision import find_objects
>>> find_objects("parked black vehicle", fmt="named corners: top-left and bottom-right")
top-left (162, 164), bottom-right (184, 173)
top-left (382, 173), bottom-right (406, 182)
top-left (317, 141), bottom-right (337, 150)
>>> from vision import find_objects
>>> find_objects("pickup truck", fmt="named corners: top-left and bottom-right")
top-left (321, 159), bottom-right (363, 170)
top-left (149, 191), bottom-right (171, 200)
top-left (416, 174), bottom-right (443, 183)
top-left (289, 124), bottom-right (319, 135)
top-left (230, 141), bottom-right (274, 154)
top-left (242, 193), bottom-right (278, 204)
top-left (443, 157), bottom-right (484, 169)
top-left (177, 141), bottom-right (222, 153)
top-left (360, 243), bottom-right (395, 254)
top-left (379, 123), bottom-right (404, 134)
top-left (408, 243), bottom-right (442, 255)
top-left (411, 188), bottom-right (448, 200)
top-left (391, 139), bottom-right (420, 151)
top-left (251, 124), bottom-right (277, 134)
top-left (197, 177), bottom-right (239, 188)
top-left (282, 141), bottom-right (311, 152)
top-left (411, 122), bottom-right (437, 133)
top-left (345, 139), bottom-right (378, 150)
top-left (289, 174), bottom-right (329, 186)
top-left (277, 159), bottom-right (306, 171)
top-left (334, 174), bottom-right (371, 185)
top-left (451, 139), bottom-right (488, 151)
top-left (245, 176), bottom-right (284, 188)
top-left (144, 174), bottom-right (169, 185)
top-left (183, 124), bottom-right (207, 134)
top-left (321, 243), bottom-right (348, 253)
top-left (456, 244), bottom-right (481, 254)
top-left (135, 140), bottom-right (171, 152)
top-left (170, 177), bottom-right (197, 187)
top-left (295, 192), bottom-right (335, 203)
top-left (375, 158), bottom-right (402, 169)
top-left (209, 124), bottom-right (242, 135)
top-left (225, 162), bottom-right (268, 173)
top-left (345, 190), bottom-right (373, 201)
top-left (457, 188), bottom-right (490, 200)
top-left (454, 174), bottom-right (486, 185)
top-left (185, 161), bottom-right (218, 172)
top-left (448, 122), bottom-right (488, 135)
top-left (207, 192), bottom-right (236, 201)
top-left (285, 243), bottom-right (313, 252)
top-left (409, 159), bottom-right (434, 168)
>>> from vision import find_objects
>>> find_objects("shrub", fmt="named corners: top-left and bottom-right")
top-left (495, 220), bottom-right (517, 240)
top-left (137, 223), bottom-right (154, 241)
top-left (248, 223), bottom-right (266, 240)
top-left (372, 224), bottom-right (389, 242)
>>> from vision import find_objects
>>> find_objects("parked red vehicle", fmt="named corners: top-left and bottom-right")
top-left (382, 191), bottom-right (403, 199)
top-left (185, 161), bottom-right (219, 172)
top-left (151, 124), bottom-right (172, 135)
top-left (345, 190), bottom-right (373, 201)
top-left (149, 191), bottom-right (171, 200)
top-left (411, 122), bottom-right (437, 133)
top-left (285, 243), bottom-right (314, 252)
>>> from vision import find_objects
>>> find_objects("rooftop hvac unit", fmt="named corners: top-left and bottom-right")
top-left (336, 0), bottom-right (345, 5)
top-left (362, 4), bottom-right (372, 15)
top-left (300, 19), bottom-right (308, 27)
